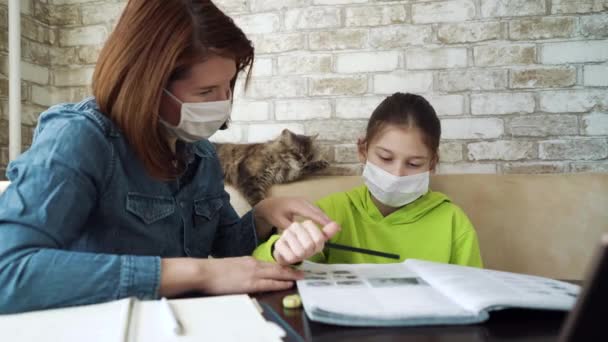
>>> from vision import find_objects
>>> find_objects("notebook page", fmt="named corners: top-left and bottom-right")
top-left (0, 298), bottom-right (132, 342)
top-left (297, 261), bottom-right (475, 324)
top-left (129, 295), bottom-right (282, 342)
top-left (407, 259), bottom-right (580, 314)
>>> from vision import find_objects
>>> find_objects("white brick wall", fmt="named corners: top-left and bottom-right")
top-left (1, 0), bottom-right (608, 176)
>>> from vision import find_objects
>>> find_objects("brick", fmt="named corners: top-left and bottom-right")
top-left (59, 26), bottom-right (107, 47)
top-left (437, 22), bottom-right (502, 44)
top-left (251, 58), bottom-right (272, 77)
top-left (542, 40), bottom-right (608, 64)
top-left (336, 51), bottom-right (399, 73)
top-left (247, 123), bottom-right (305, 143)
top-left (242, 78), bottom-right (307, 99)
top-left (285, 8), bottom-right (341, 30)
top-left (585, 64), bottom-right (608, 86)
top-left (233, 13), bottom-right (280, 34)
top-left (370, 25), bottom-right (433, 49)
top-left (22, 39), bottom-right (50, 66)
top-left (251, 0), bottom-right (304, 12)
top-left (21, 17), bottom-right (55, 45)
top-left (474, 44), bottom-right (536, 66)
top-left (334, 144), bottom-right (359, 163)
top-left (441, 118), bottom-right (504, 139)
top-left (17, 103), bottom-right (47, 126)
top-left (580, 13), bottom-right (608, 37)
top-left (412, 0), bottom-right (475, 23)
top-left (510, 67), bottom-right (576, 89)
top-left (275, 99), bottom-right (332, 121)
top-left (539, 90), bottom-right (608, 113)
top-left (53, 67), bottom-right (95, 86)
top-left (0, 6), bottom-right (6, 28)
top-left (310, 76), bottom-right (367, 96)
top-left (503, 162), bottom-right (569, 174)
top-left (481, 0), bottom-right (546, 17)
top-left (467, 141), bottom-right (536, 161)
top-left (345, 5), bottom-right (407, 27)
top-left (570, 161), bottom-right (608, 173)
top-left (81, 2), bottom-right (125, 25)
top-left (309, 29), bottom-right (368, 51)
top-left (427, 95), bottom-right (466, 116)
top-left (439, 142), bottom-right (463, 162)
top-left (507, 115), bottom-right (579, 137)
top-left (406, 48), bottom-right (467, 70)
top-left (437, 69), bottom-right (508, 92)
top-left (77, 45), bottom-right (103, 65)
top-left (313, 0), bottom-right (367, 4)
top-left (209, 124), bottom-right (245, 143)
top-left (540, 138), bottom-right (608, 160)
top-left (34, 2), bottom-right (80, 26)
top-left (472, 93), bottom-right (535, 115)
top-left (250, 33), bottom-right (306, 54)
top-left (373, 71), bottom-right (433, 94)
top-left (216, 0), bottom-right (249, 13)
top-left (582, 113), bottom-right (608, 135)
top-left (438, 163), bottom-right (497, 174)
top-left (335, 97), bottom-right (384, 119)
top-left (306, 120), bottom-right (367, 141)
top-left (551, 0), bottom-right (605, 14)
top-left (0, 77), bottom-right (6, 97)
top-left (509, 17), bottom-right (576, 40)
top-left (22, 61), bottom-right (50, 85)
top-left (231, 101), bottom-right (269, 121)
top-left (31, 85), bottom-right (88, 107)
top-left (277, 54), bottom-right (331, 75)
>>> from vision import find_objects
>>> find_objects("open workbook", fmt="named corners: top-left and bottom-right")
top-left (0, 295), bottom-right (284, 342)
top-left (297, 259), bottom-right (581, 327)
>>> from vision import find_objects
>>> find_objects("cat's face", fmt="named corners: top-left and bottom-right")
top-left (279, 129), bottom-right (319, 163)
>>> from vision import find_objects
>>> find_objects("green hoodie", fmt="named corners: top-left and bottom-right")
top-left (253, 185), bottom-right (483, 267)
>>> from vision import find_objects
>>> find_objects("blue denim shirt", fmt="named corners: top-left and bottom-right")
top-left (0, 97), bottom-right (258, 314)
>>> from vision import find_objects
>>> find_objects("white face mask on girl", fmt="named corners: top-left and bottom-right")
top-left (362, 161), bottom-right (430, 208)
top-left (160, 89), bottom-right (232, 143)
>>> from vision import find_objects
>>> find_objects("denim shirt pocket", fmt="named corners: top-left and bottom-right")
top-left (187, 197), bottom-right (224, 257)
top-left (126, 193), bottom-right (176, 224)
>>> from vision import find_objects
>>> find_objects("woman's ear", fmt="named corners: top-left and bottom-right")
top-left (357, 137), bottom-right (367, 164)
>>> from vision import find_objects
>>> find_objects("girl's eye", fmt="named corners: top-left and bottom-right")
top-left (199, 89), bottom-right (213, 96)
top-left (408, 163), bottom-right (421, 167)
top-left (379, 156), bottom-right (392, 161)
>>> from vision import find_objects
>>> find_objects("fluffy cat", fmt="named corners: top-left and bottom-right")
top-left (214, 129), bottom-right (329, 206)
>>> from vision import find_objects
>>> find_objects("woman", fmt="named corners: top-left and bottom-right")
top-left (0, 0), bottom-right (339, 314)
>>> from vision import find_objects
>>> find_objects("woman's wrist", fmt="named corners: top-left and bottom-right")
top-left (159, 258), bottom-right (203, 297)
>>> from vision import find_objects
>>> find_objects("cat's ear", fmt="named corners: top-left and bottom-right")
top-left (357, 137), bottom-right (367, 164)
top-left (280, 129), bottom-right (294, 141)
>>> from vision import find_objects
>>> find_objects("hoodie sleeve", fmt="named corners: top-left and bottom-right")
top-left (449, 208), bottom-right (483, 268)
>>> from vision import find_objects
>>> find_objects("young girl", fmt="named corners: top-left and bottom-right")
top-left (253, 93), bottom-right (482, 267)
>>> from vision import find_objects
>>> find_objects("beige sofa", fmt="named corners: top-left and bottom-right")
top-left (227, 174), bottom-right (608, 280)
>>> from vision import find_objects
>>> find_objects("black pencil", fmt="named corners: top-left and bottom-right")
top-left (325, 242), bottom-right (400, 260)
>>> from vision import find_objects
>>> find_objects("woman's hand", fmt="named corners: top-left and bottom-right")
top-left (253, 197), bottom-right (336, 239)
top-left (159, 257), bottom-right (304, 297)
top-left (273, 220), bottom-right (340, 265)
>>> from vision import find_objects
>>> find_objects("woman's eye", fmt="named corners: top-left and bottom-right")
top-left (379, 156), bottom-right (391, 161)
top-left (408, 163), bottom-right (421, 167)
top-left (199, 89), bottom-right (213, 96)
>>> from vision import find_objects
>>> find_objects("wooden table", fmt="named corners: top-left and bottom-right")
top-left (254, 288), bottom-right (572, 342)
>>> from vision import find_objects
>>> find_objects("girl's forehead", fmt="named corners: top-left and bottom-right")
top-left (370, 125), bottom-right (431, 155)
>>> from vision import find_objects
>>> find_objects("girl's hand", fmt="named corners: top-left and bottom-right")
top-left (273, 220), bottom-right (340, 265)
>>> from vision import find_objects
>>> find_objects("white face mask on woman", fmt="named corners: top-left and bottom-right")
top-left (160, 89), bottom-right (231, 143)
top-left (362, 161), bottom-right (430, 208)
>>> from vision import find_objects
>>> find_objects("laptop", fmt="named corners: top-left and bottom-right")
top-left (558, 234), bottom-right (608, 342)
